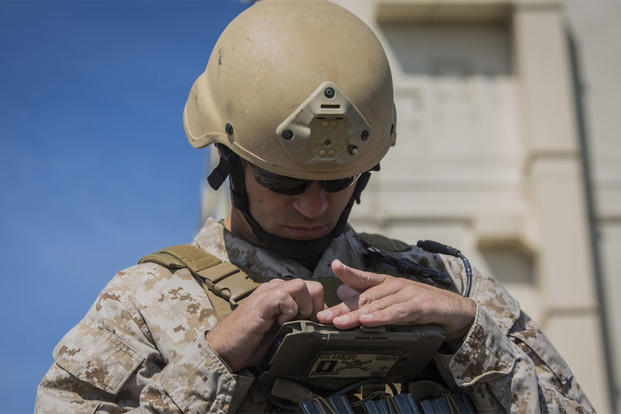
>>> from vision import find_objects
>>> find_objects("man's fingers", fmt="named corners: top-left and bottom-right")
top-left (331, 293), bottom-right (405, 329)
top-left (254, 279), bottom-right (311, 322)
top-left (276, 294), bottom-right (299, 325)
top-left (317, 272), bottom-right (395, 324)
top-left (317, 288), bottom-right (394, 327)
top-left (283, 279), bottom-right (314, 320)
top-left (318, 281), bottom-right (413, 327)
top-left (305, 280), bottom-right (325, 318)
top-left (331, 259), bottom-right (387, 292)
top-left (359, 302), bottom-right (422, 327)
top-left (316, 290), bottom-right (359, 324)
top-left (336, 283), bottom-right (359, 302)
top-left (277, 279), bottom-right (325, 321)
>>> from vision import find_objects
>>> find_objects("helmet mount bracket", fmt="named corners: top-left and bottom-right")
top-left (275, 81), bottom-right (371, 166)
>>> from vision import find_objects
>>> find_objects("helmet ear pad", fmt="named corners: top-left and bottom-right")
top-left (210, 144), bottom-right (374, 258)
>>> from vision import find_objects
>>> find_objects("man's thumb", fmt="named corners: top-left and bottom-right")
top-left (331, 259), bottom-right (386, 292)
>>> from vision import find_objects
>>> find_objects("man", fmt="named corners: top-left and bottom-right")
top-left (36, 1), bottom-right (594, 412)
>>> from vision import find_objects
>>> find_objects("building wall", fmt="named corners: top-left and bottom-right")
top-left (565, 1), bottom-right (621, 410)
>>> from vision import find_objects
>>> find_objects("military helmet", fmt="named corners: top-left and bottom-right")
top-left (183, 0), bottom-right (396, 180)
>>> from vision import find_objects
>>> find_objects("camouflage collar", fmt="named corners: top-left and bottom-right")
top-left (193, 217), bottom-right (367, 280)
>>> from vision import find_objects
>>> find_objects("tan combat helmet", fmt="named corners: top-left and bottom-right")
top-left (183, 0), bottom-right (396, 181)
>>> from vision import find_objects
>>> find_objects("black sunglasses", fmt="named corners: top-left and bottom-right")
top-left (249, 163), bottom-right (361, 196)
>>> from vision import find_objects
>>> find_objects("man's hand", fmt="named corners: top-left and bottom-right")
top-left (205, 278), bottom-right (324, 372)
top-left (316, 260), bottom-right (476, 344)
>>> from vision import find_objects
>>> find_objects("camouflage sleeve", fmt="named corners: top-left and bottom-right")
top-left (433, 260), bottom-right (595, 413)
top-left (35, 265), bottom-right (254, 413)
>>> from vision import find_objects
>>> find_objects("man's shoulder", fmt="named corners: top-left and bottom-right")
top-left (348, 228), bottom-right (446, 268)
top-left (101, 257), bottom-right (204, 310)
top-left (193, 217), bottom-right (229, 261)
top-left (106, 233), bottom-right (225, 295)
top-left (105, 261), bottom-right (174, 292)
top-left (87, 249), bottom-right (217, 341)
top-left (356, 231), bottom-right (412, 253)
top-left (346, 228), bottom-right (457, 282)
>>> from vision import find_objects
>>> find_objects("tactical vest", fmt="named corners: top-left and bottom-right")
top-left (139, 235), bottom-right (476, 414)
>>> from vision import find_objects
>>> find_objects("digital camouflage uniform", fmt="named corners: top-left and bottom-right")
top-left (35, 218), bottom-right (595, 413)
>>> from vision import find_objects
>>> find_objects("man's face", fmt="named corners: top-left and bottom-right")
top-left (244, 164), bottom-right (357, 240)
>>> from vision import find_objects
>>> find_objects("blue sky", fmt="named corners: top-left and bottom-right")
top-left (0, 1), bottom-right (249, 411)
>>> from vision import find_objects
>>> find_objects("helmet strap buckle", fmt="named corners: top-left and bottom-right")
top-left (207, 145), bottom-right (235, 190)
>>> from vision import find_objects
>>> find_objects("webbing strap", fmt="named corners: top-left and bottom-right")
top-left (138, 244), bottom-right (222, 271)
top-left (198, 263), bottom-right (260, 304)
top-left (199, 262), bottom-right (239, 282)
top-left (139, 244), bottom-right (261, 319)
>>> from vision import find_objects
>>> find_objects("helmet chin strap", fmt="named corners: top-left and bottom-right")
top-left (207, 146), bottom-right (374, 259)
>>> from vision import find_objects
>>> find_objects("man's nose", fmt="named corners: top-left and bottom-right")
top-left (293, 181), bottom-right (328, 219)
